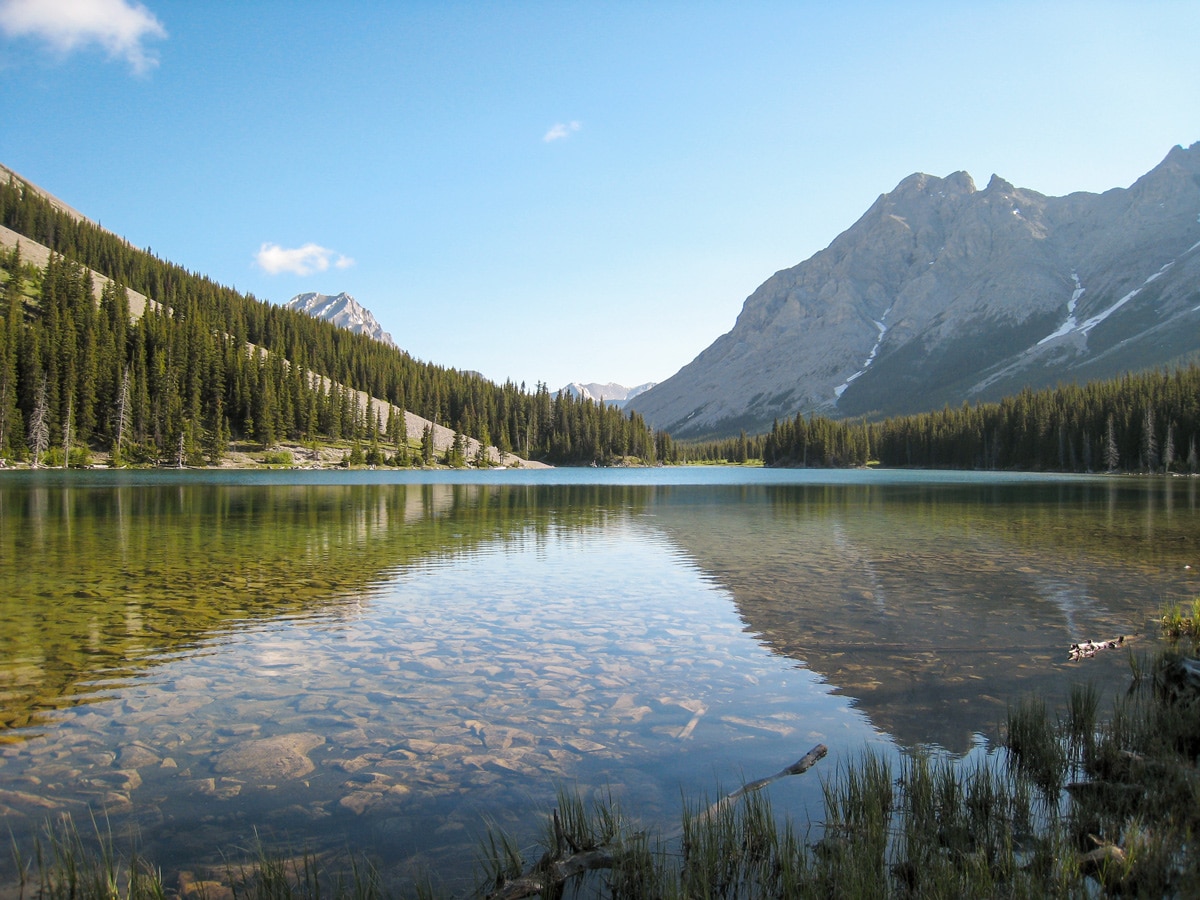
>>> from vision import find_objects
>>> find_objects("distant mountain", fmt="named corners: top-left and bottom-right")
top-left (628, 143), bottom-right (1200, 439)
top-left (558, 381), bottom-right (656, 408)
top-left (284, 292), bottom-right (397, 348)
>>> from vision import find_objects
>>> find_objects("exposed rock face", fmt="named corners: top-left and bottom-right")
top-left (629, 143), bottom-right (1200, 438)
top-left (284, 292), bottom-right (397, 348)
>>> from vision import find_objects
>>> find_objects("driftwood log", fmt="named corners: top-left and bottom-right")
top-left (486, 744), bottom-right (828, 900)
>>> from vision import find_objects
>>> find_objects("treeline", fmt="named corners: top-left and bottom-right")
top-left (0, 175), bottom-right (672, 466)
top-left (678, 430), bottom-right (766, 464)
top-left (754, 367), bottom-right (1200, 473)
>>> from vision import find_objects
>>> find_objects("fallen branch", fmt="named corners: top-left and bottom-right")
top-left (695, 743), bottom-right (829, 825)
top-left (485, 744), bottom-right (829, 900)
top-left (1079, 834), bottom-right (1128, 887)
top-left (487, 847), bottom-right (617, 900)
top-left (1069, 635), bottom-right (1125, 660)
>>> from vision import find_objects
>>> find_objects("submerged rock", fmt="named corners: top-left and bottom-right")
top-left (212, 733), bottom-right (324, 781)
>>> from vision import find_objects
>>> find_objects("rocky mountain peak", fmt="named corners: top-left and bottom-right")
top-left (283, 292), bottom-right (397, 349)
top-left (628, 143), bottom-right (1200, 439)
top-left (558, 381), bottom-right (657, 408)
top-left (984, 174), bottom-right (1016, 194)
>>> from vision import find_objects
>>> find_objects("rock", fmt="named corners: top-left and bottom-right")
top-left (117, 744), bottom-right (160, 768)
top-left (178, 871), bottom-right (234, 900)
top-left (212, 733), bottom-right (324, 781)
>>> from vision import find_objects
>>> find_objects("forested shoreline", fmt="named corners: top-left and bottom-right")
top-left (735, 366), bottom-right (1200, 473)
top-left (0, 175), bottom-right (677, 467)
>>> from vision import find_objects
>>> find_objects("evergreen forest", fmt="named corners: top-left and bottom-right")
top-left (752, 367), bottom-right (1200, 473)
top-left (0, 175), bottom-right (676, 467)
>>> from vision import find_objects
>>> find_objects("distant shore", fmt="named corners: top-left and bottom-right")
top-left (0, 440), bottom-right (553, 471)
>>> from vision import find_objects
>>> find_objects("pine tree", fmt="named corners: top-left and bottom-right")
top-left (420, 424), bottom-right (434, 465)
top-left (1141, 408), bottom-right (1158, 473)
top-left (0, 252), bottom-right (23, 455)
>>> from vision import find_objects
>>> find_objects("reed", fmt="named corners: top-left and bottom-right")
top-left (9, 812), bottom-right (164, 900)
top-left (1004, 694), bottom-right (1067, 800)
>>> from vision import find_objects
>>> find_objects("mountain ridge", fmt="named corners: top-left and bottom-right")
top-left (628, 143), bottom-right (1200, 439)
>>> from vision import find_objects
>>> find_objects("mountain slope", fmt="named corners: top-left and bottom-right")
top-left (284, 292), bottom-right (397, 348)
top-left (0, 218), bottom-right (533, 466)
top-left (2, 165), bottom-right (659, 467)
top-left (629, 143), bottom-right (1200, 439)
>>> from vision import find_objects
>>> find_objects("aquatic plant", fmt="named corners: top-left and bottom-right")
top-left (1160, 596), bottom-right (1200, 640)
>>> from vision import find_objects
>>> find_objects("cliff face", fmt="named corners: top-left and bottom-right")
top-left (629, 144), bottom-right (1200, 438)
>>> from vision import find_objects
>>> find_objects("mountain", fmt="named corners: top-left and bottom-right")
top-left (284, 292), bottom-right (397, 348)
top-left (557, 381), bottom-right (656, 408)
top-left (629, 143), bottom-right (1200, 439)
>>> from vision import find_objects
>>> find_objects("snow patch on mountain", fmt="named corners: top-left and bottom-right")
top-left (1079, 286), bottom-right (1145, 336)
top-left (1037, 273), bottom-right (1085, 345)
top-left (284, 292), bottom-right (397, 348)
top-left (834, 303), bottom-right (894, 400)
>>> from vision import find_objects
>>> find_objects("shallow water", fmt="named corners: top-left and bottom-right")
top-left (1, 468), bottom-right (1196, 892)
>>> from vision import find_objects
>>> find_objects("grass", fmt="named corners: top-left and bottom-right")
top-left (10, 644), bottom-right (1200, 898)
top-left (1160, 596), bottom-right (1200, 639)
top-left (8, 812), bottom-right (165, 900)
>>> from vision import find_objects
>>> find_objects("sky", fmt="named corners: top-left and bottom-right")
top-left (1, 1), bottom-right (1197, 392)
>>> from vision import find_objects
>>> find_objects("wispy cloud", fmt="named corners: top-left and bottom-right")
top-left (0, 0), bottom-right (167, 74)
top-left (255, 242), bottom-right (355, 277)
top-left (543, 120), bottom-right (582, 143)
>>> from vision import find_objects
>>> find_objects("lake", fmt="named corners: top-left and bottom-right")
top-left (1, 467), bottom-right (1197, 893)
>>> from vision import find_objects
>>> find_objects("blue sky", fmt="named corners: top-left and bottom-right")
top-left (1, 1), bottom-right (1197, 391)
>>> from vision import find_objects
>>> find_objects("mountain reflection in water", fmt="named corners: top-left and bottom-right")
top-left (648, 478), bottom-right (1197, 751)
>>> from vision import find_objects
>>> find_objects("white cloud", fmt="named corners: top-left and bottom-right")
top-left (543, 120), bottom-right (582, 142)
top-left (255, 242), bottom-right (355, 277)
top-left (0, 0), bottom-right (167, 74)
